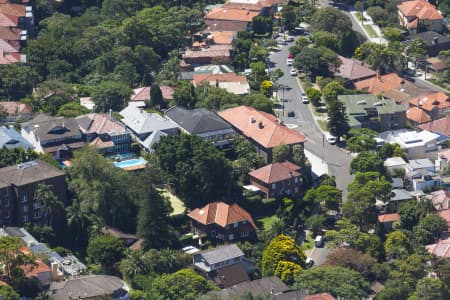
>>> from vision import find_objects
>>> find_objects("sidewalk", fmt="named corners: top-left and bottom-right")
top-left (305, 149), bottom-right (329, 177)
top-left (350, 10), bottom-right (387, 45)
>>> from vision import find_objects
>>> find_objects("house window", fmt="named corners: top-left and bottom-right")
top-left (295, 187), bottom-right (298, 193)
top-left (240, 231), bottom-right (249, 238)
top-left (234, 222), bottom-right (238, 228)
top-left (33, 211), bottom-right (41, 219)
top-left (271, 183), bottom-right (276, 189)
top-left (294, 177), bottom-right (298, 183)
top-left (229, 234), bottom-right (234, 240)
top-left (242, 220), bottom-right (247, 225)
top-left (21, 195), bottom-right (28, 203)
top-left (23, 215), bottom-right (28, 222)
top-left (4, 199), bottom-right (9, 207)
top-left (23, 205), bottom-right (28, 213)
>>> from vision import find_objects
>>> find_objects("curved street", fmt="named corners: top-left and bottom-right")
top-left (268, 44), bottom-right (353, 199)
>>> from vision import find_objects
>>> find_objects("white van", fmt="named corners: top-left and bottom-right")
top-left (314, 235), bottom-right (324, 247)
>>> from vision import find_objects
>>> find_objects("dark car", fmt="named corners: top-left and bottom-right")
top-left (287, 111), bottom-right (295, 117)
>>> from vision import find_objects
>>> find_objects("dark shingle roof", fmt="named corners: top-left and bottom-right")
top-left (22, 114), bottom-right (81, 142)
top-left (165, 106), bottom-right (232, 134)
top-left (407, 31), bottom-right (450, 46)
top-left (196, 244), bottom-right (244, 265)
top-left (0, 160), bottom-right (65, 187)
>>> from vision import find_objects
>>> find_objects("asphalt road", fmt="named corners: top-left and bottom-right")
top-left (268, 43), bottom-right (353, 199)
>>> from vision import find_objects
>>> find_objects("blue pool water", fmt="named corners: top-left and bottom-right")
top-left (114, 157), bottom-right (147, 168)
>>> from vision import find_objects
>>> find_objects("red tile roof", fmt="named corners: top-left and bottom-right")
top-left (205, 8), bottom-right (259, 22)
top-left (206, 20), bottom-right (249, 32)
top-left (183, 44), bottom-right (232, 59)
top-left (398, 0), bottom-right (443, 20)
top-left (354, 73), bottom-right (405, 94)
top-left (378, 213), bottom-right (400, 223)
top-left (218, 106), bottom-right (305, 149)
top-left (409, 92), bottom-right (449, 112)
top-left (336, 56), bottom-right (376, 82)
top-left (131, 86), bottom-right (175, 102)
top-left (0, 3), bottom-right (25, 17)
top-left (188, 201), bottom-right (257, 229)
top-left (418, 115), bottom-right (450, 137)
top-left (407, 107), bottom-right (431, 124)
top-left (0, 27), bottom-right (20, 41)
top-left (249, 161), bottom-right (301, 184)
top-left (438, 209), bottom-right (450, 231)
top-left (193, 73), bottom-right (247, 86)
top-left (304, 293), bottom-right (336, 300)
top-left (209, 31), bottom-right (235, 45)
top-left (426, 235), bottom-right (450, 258)
top-left (0, 12), bottom-right (17, 27)
top-left (21, 260), bottom-right (51, 278)
top-left (0, 101), bottom-right (31, 115)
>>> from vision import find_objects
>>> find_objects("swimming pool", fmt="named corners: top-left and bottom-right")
top-left (114, 157), bottom-right (147, 169)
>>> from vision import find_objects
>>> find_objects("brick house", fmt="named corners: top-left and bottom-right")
top-left (0, 160), bottom-right (67, 226)
top-left (248, 161), bottom-right (302, 198)
top-left (409, 92), bottom-right (450, 121)
top-left (397, 0), bottom-right (444, 33)
top-left (187, 201), bottom-right (257, 243)
top-left (218, 106), bottom-right (305, 163)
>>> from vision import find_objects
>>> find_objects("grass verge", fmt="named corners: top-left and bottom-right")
top-left (301, 234), bottom-right (314, 251)
top-left (317, 119), bottom-right (328, 131)
top-left (363, 24), bottom-right (378, 38)
top-left (158, 189), bottom-right (186, 216)
top-left (257, 215), bottom-right (278, 231)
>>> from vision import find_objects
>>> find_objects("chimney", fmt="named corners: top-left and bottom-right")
top-left (109, 108), bottom-right (112, 119)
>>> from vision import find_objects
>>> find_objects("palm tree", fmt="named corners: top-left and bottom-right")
top-left (35, 183), bottom-right (64, 227)
top-left (119, 250), bottom-right (152, 279)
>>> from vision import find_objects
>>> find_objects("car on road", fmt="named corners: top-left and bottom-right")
top-left (290, 69), bottom-right (297, 76)
top-left (314, 235), bottom-right (324, 247)
top-left (306, 258), bottom-right (314, 268)
top-left (286, 58), bottom-right (293, 66)
top-left (286, 36), bottom-right (294, 42)
top-left (287, 111), bottom-right (295, 117)
top-left (288, 53), bottom-right (294, 59)
top-left (302, 96), bottom-right (309, 104)
top-left (325, 132), bottom-right (337, 145)
top-left (277, 39), bottom-right (287, 45)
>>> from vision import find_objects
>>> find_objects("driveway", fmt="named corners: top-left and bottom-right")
top-left (305, 245), bottom-right (332, 267)
top-left (268, 42), bottom-right (353, 200)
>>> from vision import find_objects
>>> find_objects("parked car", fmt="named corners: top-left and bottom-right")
top-left (182, 245), bottom-right (200, 254)
top-left (286, 58), bottom-right (293, 66)
top-left (290, 69), bottom-right (297, 76)
top-left (325, 132), bottom-right (337, 144)
top-left (306, 257), bottom-right (314, 268)
top-left (314, 235), bottom-right (324, 247)
top-left (286, 36), bottom-right (295, 42)
top-left (302, 96), bottom-right (309, 104)
top-left (277, 39), bottom-right (287, 45)
top-left (288, 53), bottom-right (294, 59)
top-left (287, 111), bottom-right (295, 117)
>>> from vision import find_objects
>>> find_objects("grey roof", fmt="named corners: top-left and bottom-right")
top-left (0, 126), bottom-right (32, 149)
top-left (198, 244), bottom-right (244, 264)
top-left (408, 158), bottom-right (434, 170)
top-left (406, 31), bottom-right (450, 46)
top-left (21, 114), bottom-right (81, 142)
top-left (142, 130), bottom-right (167, 152)
top-left (165, 106), bottom-right (232, 134)
top-left (203, 276), bottom-right (290, 299)
top-left (48, 275), bottom-right (128, 300)
top-left (0, 160), bottom-right (65, 187)
top-left (390, 189), bottom-right (414, 202)
top-left (119, 105), bottom-right (179, 135)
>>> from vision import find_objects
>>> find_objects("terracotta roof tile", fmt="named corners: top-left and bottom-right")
top-left (210, 31), bottom-right (235, 45)
top-left (378, 213), bottom-right (400, 223)
top-left (438, 209), bottom-right (450, 231)
top-left (407, 107), bottom-right (431, 124)
top-left (193, 73), bottom-right (247, 86)
top-left (21, 260), bottom-right (51, 278)
top-left (0, 101), bottom-right (31, 115)
top-left (418, 115), bottom-right (450, 136)
top-left (249, 161), bottom-right (301, 184)
top-left (183, 44), bottom-right (232, 59)
top-left (304, 293), bottom-right (336, 300)
top-left (336, 56), bottom-right (376, 81)
top-left (398, 0), bottom-right (443, 20)
top-left (426, 190), bottom-right (450, 210)
top-left (0, 12), bottom-right (17, 27)
top-left (218, 106), bottom-right (305, 149)
top-left (0, 3), bottom-right (24, 17)
top-left (188, 201), bottom-right (257, 229)
top-left (76, 113), bottom-right (126, 135)
top-left (131, 86), bottom-right (175, 102)
top-left (206, 8), bottom-right (259, 22)
top-left (206, 20), bottom-right (249, 32)
top-left (409, 92), bottom-right (449, 112)
top-left (0, 27), bottom-right (20, 41)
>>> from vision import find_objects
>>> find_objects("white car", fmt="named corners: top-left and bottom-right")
top-left (325, 132), bottom-right (337, 144)
top-left (182, 246), bottom-right (200, 254)
top-left (286, 36), bottom-right (295, 42)
top-left (290, 69), bottom-right (297, 76)
top-left (302, 96), bottom-right (309, 104)
top-left (286, 58), bottom-right (293, 66)
top-left (277, 39), bottom-right (287, 45)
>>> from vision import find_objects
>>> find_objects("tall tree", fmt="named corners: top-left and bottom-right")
top-left (87, 235), bottom-right (125, 269)
top-left (149, 83), bottom-right (164, 109)
top-left (36, 183), bottom-right (64, 227)
top-left (405, 38), bottom-right (428, 69)
top-left (0, 237), bottom-right (35, 283)
top-left (327, 99), bottom-right (350, 141)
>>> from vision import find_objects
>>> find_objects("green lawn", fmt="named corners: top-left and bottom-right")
top-left (158, 189), bottom-right (186, 216)
top-left (363, 24), bottom-right (378, 38)
top-left (301, 235), bottom-right (314, 251)
top-left (317, 119), bottom-right (328, 131)
top-left (257, 215), bottom-right (279, 231)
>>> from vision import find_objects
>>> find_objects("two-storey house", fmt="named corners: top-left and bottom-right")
top-left (76, 113), bottom-right (131, 155)
top-left (187, 201), bottom-right (256, 243)
top-left (0, 160), bottom-right (67, 226)
top-left (397, 0), bottom-right (444, 33)
top-left (248, 161), bottom-right (303, 198)
top-left (218, 106), bottom-right (305, 162)
top-left (21, 114), bottom-right (84, 160)
top-left (166, 106), bottom-right (236, 148)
